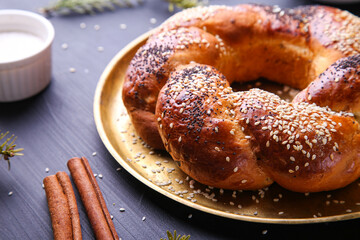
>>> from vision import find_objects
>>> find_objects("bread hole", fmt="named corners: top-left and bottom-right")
top-left (232, 79), bottom-right (360, 123)
top-left (231, 78), bottom-right (300, 102)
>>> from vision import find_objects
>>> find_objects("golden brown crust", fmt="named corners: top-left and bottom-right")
top-left (294, 55), bottom-right (360, 118)
top-left (122, 4), bottom-right (360, 192)
top-left (156, 64), bottom-right (360, 192)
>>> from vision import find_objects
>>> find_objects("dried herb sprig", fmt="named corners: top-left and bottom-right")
top-left (167, 0), bottom-right (205, 12)
top-left (40, 0), bottom-right (143, 16)
top-left (160, 230), bottom-right (190, 240)
top-left (0, 131), bottom-right (24, 170)
top-left (40, 0), bottom-right (204, 16)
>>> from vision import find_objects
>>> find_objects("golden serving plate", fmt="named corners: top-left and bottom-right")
top-left (94, 31), bottom-right (360, 224)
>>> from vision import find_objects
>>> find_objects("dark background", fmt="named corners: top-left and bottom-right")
top-left (1, 0), bottom-right (360, 239)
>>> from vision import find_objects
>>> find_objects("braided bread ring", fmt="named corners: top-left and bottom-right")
top-left (122, 4), bottom-right (360, 192)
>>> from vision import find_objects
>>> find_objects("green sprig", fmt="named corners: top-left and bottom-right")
top-left (40, 0), bottom-right (143, 15)
top-left (167, 0), bottom-right (204, 12)
top-left (161, 230), bottom-right (190, 240)
top-left (40, 0), bottom-right (204, 16)
top-left (0, 131), bottom-right (24, 170)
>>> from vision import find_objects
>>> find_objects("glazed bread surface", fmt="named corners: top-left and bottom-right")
top-left (122, 4), bottom-right (360, 192)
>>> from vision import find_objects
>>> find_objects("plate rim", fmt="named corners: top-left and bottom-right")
top-left (93, 30), bottom-right (360, 224)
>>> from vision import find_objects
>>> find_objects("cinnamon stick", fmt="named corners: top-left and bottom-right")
top-left (67, 157), bottom-right (119, 240)
top-left (43, 171), bottom-right (82, 240)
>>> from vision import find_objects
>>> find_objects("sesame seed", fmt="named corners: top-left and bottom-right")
top-left (233, 167), bottom-right (238, 172)
top-left (8, 191), bottom-right (13, 196)
top-left (226, 157), bottom-right (230, 162)
top-left (119, 208), bottom-right (125, 212)
top-left (61, 43), bottom-right (68, 49)
top-left (150, 18), bottom-right (157, 24)
top-left (241, 179), bottom-right (247, 184)
top-left (178, 136), bottom-right (182, 142)
top-left (45, 168), bottom-right (50, 173)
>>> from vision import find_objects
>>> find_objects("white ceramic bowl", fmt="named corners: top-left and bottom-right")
top-left (0, 10), bottom-right (55, 102)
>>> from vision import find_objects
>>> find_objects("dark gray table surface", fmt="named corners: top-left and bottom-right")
top-left (1, 0), bottom-right (360, 239)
